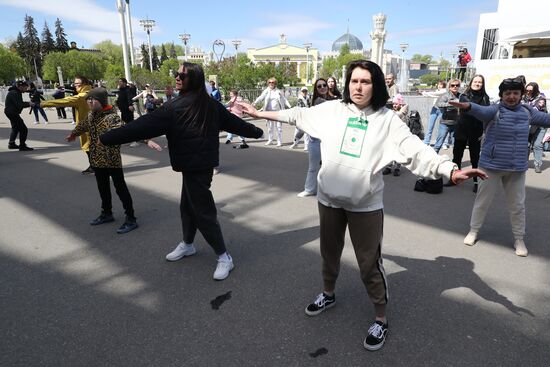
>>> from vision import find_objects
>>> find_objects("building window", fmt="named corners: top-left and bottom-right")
top-left (481, 28), bottom-right (498, 59)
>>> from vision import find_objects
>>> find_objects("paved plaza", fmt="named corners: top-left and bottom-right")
top-left (1, 109), bottom-right (550, 366)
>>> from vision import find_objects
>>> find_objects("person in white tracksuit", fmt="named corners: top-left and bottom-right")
top-left (253, 77), bottom-right (291, 147)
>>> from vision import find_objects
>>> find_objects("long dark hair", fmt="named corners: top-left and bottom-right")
top-left (526, 82), bottom-right (541, 98)
top-left (342, 60), bottom-right (388, 111)
top-left (465, 74), bottom-right (488, 96)
top-left (327, 76), bottom-right (342, 99)
top-left (312, 78), bottom-right (328, 106)
top-left (464, 74), bottom-right (489, 105)
top-left (177, 62), bottom-right (218, 135)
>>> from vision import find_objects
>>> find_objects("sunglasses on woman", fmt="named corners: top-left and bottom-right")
top-left (317, 84), bottom-right (327, 89)
top-left (174, 72), bottom-right (188, 80)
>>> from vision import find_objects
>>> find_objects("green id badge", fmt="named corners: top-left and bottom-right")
top-left (339, 117), bottom-right (368, 158)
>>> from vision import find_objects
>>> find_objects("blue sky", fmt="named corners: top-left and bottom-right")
top-left (0, 0), bottom-right (499, 60)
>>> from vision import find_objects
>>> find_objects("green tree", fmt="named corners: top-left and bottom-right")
top-left (93, 40), bottom-right (123, 66)
top-left (160, 44), bottom-right (168, 66)
top-left (54, 18), bottom-right (69, 52)
top-left (23, 14), bottom-right (42, 77)
top-left (419, 73), bottom-right (440, 86)
top-left (151, 45), bottom-right (160, 70)
top-left (159, 58), bottom-right (180, 81)
top-left (0, 44), bottom-right (27, 84)
top-left (339, 43), bottom-right (350, 56)
top-left (103, 63), bottom-right (126, 89)
top-left (169, 43), bottom-right (177, 59)
top-left (411, 54), bottom-right (433, 64)
top-left (41, 21), bottom-right (56, 55)
top-left (42, 50), bottom-right (107, 82)
top-left (141, 43), bottom-right (150, 70)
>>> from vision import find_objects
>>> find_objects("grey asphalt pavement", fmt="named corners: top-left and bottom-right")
top-left (1, 109), bottom-right (549, 366)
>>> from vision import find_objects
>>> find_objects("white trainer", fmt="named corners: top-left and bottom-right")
top-left (514, 239), bottom-right (528, 257)
top-left (213, 257), bottom-right (234, 280)
top-left (264, 140), bottom-right (273, 146)
top-left (214, 257), bottom-right (235, 280)
top-left (297, 191), bottom-right (315, 198)
top-left (276, 141), bottom-right (282, 147)
top-left (289, 141), bottom-right (298, 149)
top-left (165, 242), bottom-right (196, 261)
top-left (463, 231), bottom-right (477, 246)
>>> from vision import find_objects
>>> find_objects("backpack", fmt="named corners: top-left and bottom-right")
top-left (407, 110), bottom-right (424, 140)
top-left (145, 94), bottom-right (156, 111)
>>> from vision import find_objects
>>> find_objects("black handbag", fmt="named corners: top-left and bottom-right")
top-left (441, 106), bottom-right (459, 123)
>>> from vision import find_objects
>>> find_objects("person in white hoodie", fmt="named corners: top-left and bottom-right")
top-left (240, 60), bottom-right (486, 351)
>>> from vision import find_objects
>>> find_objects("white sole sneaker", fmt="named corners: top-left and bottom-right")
top-left (213, 259), bottom-right (234, 280)
top-left (297, 191), bottom-right (315, 198)
top-left (463, 231), bottom-right (478, 246)
top-left (514, 239), bottom-right (528, 257)
top-left (165, 242), bottom-right (196, 261)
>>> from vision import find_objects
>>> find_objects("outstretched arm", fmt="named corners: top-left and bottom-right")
top-left (239, 101), bottom-right (281, 121)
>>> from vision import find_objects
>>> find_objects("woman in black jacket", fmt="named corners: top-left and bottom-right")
top-left (28, 83), bottom-right (49, 124)
top-left (453, 74), bottom-right (490, 193)
top-left (100, 62), bottom-right (263, 281)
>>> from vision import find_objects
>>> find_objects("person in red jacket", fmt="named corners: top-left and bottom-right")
top-left (456, 48), bottom-right (472, 81)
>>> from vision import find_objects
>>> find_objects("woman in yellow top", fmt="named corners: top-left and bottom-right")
top-left (41, 75), bottom-right (94, 173)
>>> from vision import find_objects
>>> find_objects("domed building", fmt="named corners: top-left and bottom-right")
top-left (332, 31), bottom-right (364, 52)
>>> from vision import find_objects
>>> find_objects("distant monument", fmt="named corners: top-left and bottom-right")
top-left (370, 13), bottom-right (387, 67)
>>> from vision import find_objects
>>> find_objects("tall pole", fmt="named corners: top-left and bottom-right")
top-left (125, 0), bottom-right (135, 66)
top-left (399, 43), bottom-right (409, 92)
top-left (116, 0), bottom-right (131, 81)
top-left (303, 43), bottom-right (312, 85)
top-left (140, 18), bottom-right (155, 72)
top-left (231, 39), bottom-right (241, 56)
top-left (179, 33), bottom-right (191, 62)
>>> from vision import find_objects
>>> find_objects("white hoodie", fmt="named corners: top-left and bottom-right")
top-left (278, 100), bottom-right (456, 211)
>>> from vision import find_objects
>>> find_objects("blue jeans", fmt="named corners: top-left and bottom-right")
top-left (304, 138), bottom-right (321, 194)
top-left (433, 123), bottom-right (455, 153)
top-left (423, 107), bottom-right (441, 145)
top-left (32, 106), bottom-right (48, 122)
top-left (532, 128), bottom-right (546, 168)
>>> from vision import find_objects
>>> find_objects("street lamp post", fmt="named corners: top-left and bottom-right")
top-left (399, 43), bottom-right (409, 92)
top-left (231, 39), bottom-right (241, 56)
top-left (212, 39), bottom-right (225, 62)
top-left (140, 18), bottom-right (155, 72)
top-left (179, 33), bottom-right (191, 62)
top-left (125, 0), bottom-right (136, 66)
top-left (303, 42), bottom-right (312, 85)
top-left (115, 0), bottom-right (131, 81)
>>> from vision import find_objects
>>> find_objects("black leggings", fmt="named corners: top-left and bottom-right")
top-left (93, 167), bottom-right (135, 218)
top-left (453, 136), bottom-right (481, 181)
top-left (180, 169), bottom-right (226, 255)
top-left (6, 113), bottom-right (28, 145)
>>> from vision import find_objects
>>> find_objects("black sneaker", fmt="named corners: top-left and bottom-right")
top-left (82, 166), bottom-right (94, 174)
top-left (305, 292), bottom-right (335, 316)
top-left (364, 321), bottom-right (388, 351)
top-left (19, 145), bottom-right (34, 151)
top-left (393, 168), bottom-right (400, 176)
top-left (8, 142), bottom-right (19, 149)
top-left (233, 143), bottom-right (249, 149)
top-left (90, 213), bottom-right (115, 226)
top-left (382, 167), bottom-right (392, 175)
top-left (225, 139), bottom-right (231, 144)
top-left (116, 217), bottom-right (138, 234)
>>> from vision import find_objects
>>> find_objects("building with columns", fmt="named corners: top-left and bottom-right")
top-left (246, 34), bottom-right (319, 84)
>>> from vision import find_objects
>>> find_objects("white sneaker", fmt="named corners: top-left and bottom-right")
top-left (129, 142), bottom-right (140, 147)
top-left (297, 191), bottom-right (315, 198)
top-left (165, 242), bottom-right (196, 261)
top-left (289, 141), bottom-right (298, 149)
top-left (303, 146), bottom-right (309, 151)
top-left (264, 140), bottom-right (273, 146)
top-left (276, 141), bottom-right (282, 147)
top-left (213, 257), bottom-right (234, 280)
top-left (443, 144), bottom-right (449, 150)
top-left (514, 239), bottom-right (528, 257)
top-left (33, 121), bottom-right (39, 125)
top-left (463, 231), bottom-right (477, 246)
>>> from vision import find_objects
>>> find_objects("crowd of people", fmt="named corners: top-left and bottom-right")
top-left (3, 57), bottom-right (549, 352)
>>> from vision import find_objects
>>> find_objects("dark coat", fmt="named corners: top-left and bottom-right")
top-left (4, 86), bottom-right (30, 115)
top-left (455, 91), bottom-right (489, 141)
top-left (116, 86), bottom-right (133, 113)
top-left (100, 93), bottom-right (264, 171)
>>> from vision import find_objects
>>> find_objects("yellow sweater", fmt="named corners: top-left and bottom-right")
top-left (42, 85), bottom-right (92, 151)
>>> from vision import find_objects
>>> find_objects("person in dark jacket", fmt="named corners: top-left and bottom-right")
top-left (28, 83), bottom-right (49, 124)
top-left (453, 75), bottom-right (490, 193)
top-left (4, 81), bottom-right (33, 151)
top-left (52, 84), bottom-right (67, 119)
top-left (100, 62), bottom-right (263, 281)
top-left (115, 77), bottom-right (135, 124)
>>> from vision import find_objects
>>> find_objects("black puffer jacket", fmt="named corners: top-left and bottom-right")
top-left (4, 85), bottom-right (30, 115)
top-left (100, 94), bottom-right (263, 171)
